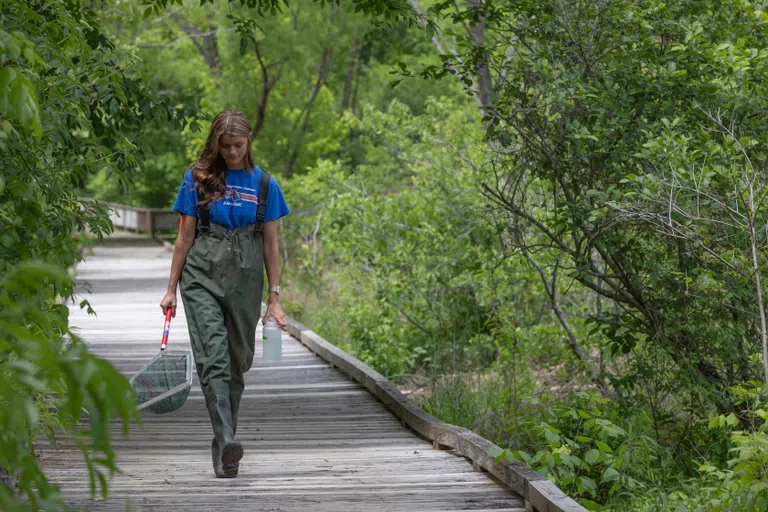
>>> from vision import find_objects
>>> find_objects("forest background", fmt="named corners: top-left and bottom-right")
top-left (4, 0), bottom-right (768, 510)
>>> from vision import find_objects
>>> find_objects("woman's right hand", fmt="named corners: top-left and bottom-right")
top-left (160, 291), bottom-right (177, 318)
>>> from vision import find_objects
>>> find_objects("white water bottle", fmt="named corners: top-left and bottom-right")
top-left (262, 319), bottom-right (282, 361)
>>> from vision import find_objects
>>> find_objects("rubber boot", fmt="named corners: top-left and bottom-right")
top-left (204, 380), bottom-right (243, 478)
top-left (230, 376), bottom-right (245, 436)
top-left (226, 379), bottom-right (245, 477)
top-left (211, 439), bottom-right (225, 478)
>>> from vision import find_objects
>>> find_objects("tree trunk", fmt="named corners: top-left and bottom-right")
top-left (747, 181), bottom-right (768, 390)
top-left (465, 0), bottom-right (493, 118)
top-left (351, 42), bottom-right (364, 113)
top-left (341, 29), bottom-right (361, 114)
top-left (521, 243), bottom-right (609, 395)
top-left (252, 41), bottom-right (284, 139)
top-left (283, 45), bottom-right (332, 178)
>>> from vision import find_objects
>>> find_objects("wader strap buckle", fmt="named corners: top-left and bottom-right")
top-left (253, 169), bottom-right (271, 237)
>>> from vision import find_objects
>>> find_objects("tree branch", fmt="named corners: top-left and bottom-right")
top-left (170, 13), bottom-right (220, 75)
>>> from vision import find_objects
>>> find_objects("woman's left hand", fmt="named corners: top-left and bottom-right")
top-left (263, 298), bottom-right (287, 328)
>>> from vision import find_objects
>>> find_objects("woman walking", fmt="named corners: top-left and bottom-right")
top-left (160, 110), bottom-right (290, 478)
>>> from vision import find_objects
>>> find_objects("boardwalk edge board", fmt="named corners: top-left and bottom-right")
top-left (275, 309), bottom-right (588, 512)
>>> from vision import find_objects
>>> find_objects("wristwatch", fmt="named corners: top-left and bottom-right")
top-left (268, 286), bottom-right (280, 295)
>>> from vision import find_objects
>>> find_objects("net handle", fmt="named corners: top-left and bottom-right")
top-left (160, 308), bottom-right (172, 351)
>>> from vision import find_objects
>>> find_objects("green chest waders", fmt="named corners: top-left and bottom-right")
top-left (179, 170), bottom-right (270, 478)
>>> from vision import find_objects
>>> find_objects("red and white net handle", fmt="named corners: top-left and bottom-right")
top-left (161, 308), bottom-right (172, 351)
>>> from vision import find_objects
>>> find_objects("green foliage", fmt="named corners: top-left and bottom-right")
top-left (483, 386), bottom-right (768, 511)
top-left (2, 0), bottom-right (194, 268)
top-left (419, 362), bottom-right (542, 451)
top-left (141, 0), bottom-right (417, 23)
top-left (1, 0), bottom-right (192, 508)
top-left (0, 263), bottom-right (138, 512)
top-left (492, 392), bottom-right (659, 510)
top-left (90, 0), bottom-right (459, 194)
top-left (372, 3), bottom-right (768, 506)
top-left (282, 97), bottom-right (504, 377)
top-left (417, 0), bottom-right (768, 422)
top-left (688, 385), bottom-right (768, 511)
top-left (622, 385), bottom-right (768, 512)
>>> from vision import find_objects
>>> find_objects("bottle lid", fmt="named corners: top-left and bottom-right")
top-left (265, 318), bottom-right (278, 327)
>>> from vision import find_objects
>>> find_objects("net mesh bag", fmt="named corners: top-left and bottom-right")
top-left (130, 349), bottom-right (193, 414)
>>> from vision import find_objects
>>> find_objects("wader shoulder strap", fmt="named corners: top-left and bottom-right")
top-left (254, 169), bottom-right (271, 236)
top-left (197, 189), bottom-right (210, 237)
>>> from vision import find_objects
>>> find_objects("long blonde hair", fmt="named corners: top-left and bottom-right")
top-left (191, 110), bottom-right (254, 204)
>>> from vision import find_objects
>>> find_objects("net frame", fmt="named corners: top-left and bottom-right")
top-left (130, 349), bottom-right (193, 412)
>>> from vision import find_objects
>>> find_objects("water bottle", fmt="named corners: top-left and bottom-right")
top-left (262, 319), bottom-right (282, 361)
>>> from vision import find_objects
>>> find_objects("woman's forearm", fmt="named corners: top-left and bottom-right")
top-left (262, 221), bottom-right (280, 300)
top-left (167, 216), bottom-right (197, 293)
top-left (167, 239), bottom-right (193, 293)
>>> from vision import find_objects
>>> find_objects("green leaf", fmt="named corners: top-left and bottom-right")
top-left (579, 498), bottom-right (601, 511)
top-left (0, 66), bottom-right (41, 136)
top-left (488, 446), bottom-right (504, 459)
top-left (511, 450), bottom-right (530, 463)
top-left (595, 440), bottom-right (612, 453)
top-left (543, 428), bottom-right (560, 444)
top-left (579, 476), bottom-right (597, 496)
top-left (602, 467), bottom-right (620, 483)
top-left (584, 449), bottom-right (599, 464)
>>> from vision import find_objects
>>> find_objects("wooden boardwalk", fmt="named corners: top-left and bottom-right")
top-left (39, 239), bottom-right (527, 511)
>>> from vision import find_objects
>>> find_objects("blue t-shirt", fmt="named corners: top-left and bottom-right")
top-left (173, 167), bottom-right (290, 229)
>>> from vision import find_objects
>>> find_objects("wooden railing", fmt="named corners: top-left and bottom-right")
top-left (87, 198), bottom-right (178, 237)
